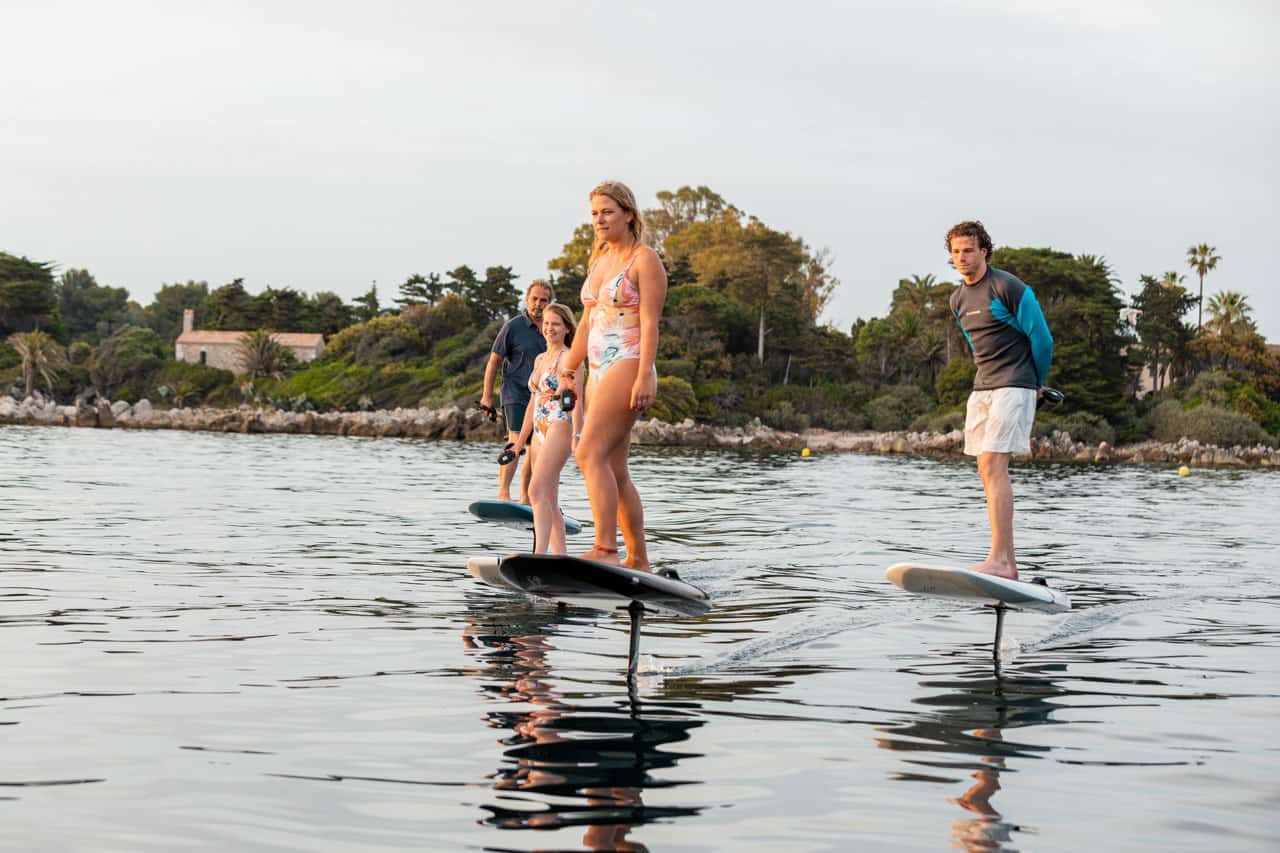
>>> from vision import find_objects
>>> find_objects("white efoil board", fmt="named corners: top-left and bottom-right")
top-left (885, 563), bottom-right (1071, 613)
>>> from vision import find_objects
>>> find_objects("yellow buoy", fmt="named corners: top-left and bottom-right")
top-left (801, 448), bottom-right (811, 457)
top-left (1178, 465), bottom-right (1190, 476)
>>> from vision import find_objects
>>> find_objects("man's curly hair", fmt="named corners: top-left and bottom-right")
top-left (946, 221), bottom-right (993, 258)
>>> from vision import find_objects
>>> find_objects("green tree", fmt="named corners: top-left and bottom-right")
top-left (206, 279), bottom-right (257, 329)
top-left (254, 287), bottom-right (311, 332)
top-left (1131, 274), bottom-right (1198, 392)
top-left (236, 329), bottom-right (296, 380)
top-left (352, 283), bottom-right (381, 323)
top-left (645, 185), bottom-right (727, 246)
top-left (547, 223), bottom-right (594, 314)
top-left (89, 325), bottom-right (167, 397)
top-left (145, 280), bottom-right (210, 341)
top-left (56, 268), bottom-right (130, 344)
top-left (443, 266), bottom-right (480, 313)
top-left (0, 252), bottom-right (57, 336)
top-left (7, 330), bottom-right (66, 396)
top-left (474, 265), bottom-right (521, 323)
top-left (663, 205), bottom-right (826, 363)
top-left (396, 273), bottom-right (444, 307)
top-left (1186, 243), bottom-right (1220, 331)
top-left (855, 316), bottom-right (898, 383)
top-left (1205, 290), bottom-right (1253, 336)
top-left (308, 291), bottom-right (355, 337)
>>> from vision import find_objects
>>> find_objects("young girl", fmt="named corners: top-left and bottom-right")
top-left (509, 303), bottom-right (585, 554)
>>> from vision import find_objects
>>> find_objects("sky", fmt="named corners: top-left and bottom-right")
top-left (4, 0), bottom-right (1277, 338)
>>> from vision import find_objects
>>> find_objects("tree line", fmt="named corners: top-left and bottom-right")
top-left (3, 188), bottom-right (1278, 447)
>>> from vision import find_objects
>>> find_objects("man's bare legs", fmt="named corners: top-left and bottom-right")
top-left (497, 427), bottom-right (533, 504)
top-left (971, 451), bottom-right (1017, 579)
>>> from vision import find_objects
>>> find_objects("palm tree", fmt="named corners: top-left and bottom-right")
top-left (235, 329), bottom-right (294, 380)
top-left (1159, 271), bottom-right (1185, 288)
top-left (1205, 291), bottom-right (1254, 336)
top-left (1186, 243), bottom-right (1221, 331)
top-left (7, 331), bottom-right (66, 397)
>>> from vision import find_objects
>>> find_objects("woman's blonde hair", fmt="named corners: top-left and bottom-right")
top-left (542, 302), bottom-right (578, 347)
top-left (587, 180), bottom-right (646, 267)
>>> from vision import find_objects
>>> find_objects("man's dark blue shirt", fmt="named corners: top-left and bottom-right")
top-left (491, 312), bottom-right (546, 405)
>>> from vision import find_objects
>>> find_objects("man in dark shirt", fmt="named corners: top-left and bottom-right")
top-left (482, 279), bottom-right (552, 503)
top-left (947, 221), bottom-right (1053, 579)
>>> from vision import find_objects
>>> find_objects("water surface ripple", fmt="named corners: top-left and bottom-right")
top-left (3, 425), bottom-right (1278, 851)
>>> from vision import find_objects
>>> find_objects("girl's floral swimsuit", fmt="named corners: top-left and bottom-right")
top-left (528, 348), bottom-right (570, 441)
top-left (581, 253), bottom-right (648, 384)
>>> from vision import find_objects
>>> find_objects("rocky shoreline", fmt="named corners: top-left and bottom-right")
top-left (3, 392), bottom-right (1278, 467)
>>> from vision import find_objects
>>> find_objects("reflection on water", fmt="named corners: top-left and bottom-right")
top-left (463, 604), bottom-right (705, 850)
top-left (878, 667), bottom-right (1070, 851)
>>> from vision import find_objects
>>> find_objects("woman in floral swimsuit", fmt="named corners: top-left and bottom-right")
top-left (510, 303), bottom-right (584, 555)
top-left (559, 180), bottom-right (668, 569)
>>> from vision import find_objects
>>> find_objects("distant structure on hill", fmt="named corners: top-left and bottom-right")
top-left (174, 309), bottom-right (324, 375)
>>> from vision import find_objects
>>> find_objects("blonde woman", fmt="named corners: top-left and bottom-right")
top-left (509, 303), bottom-right (585, 554)
top-left (559, 181), bottom-right (668, 569)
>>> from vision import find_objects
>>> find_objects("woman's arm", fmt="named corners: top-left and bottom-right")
top-left (560, 304), bottom-right (592, 385)
top-left (630, 246), bottom-right (668, 410)
top-left (572, 369), bottom-right (585, 449)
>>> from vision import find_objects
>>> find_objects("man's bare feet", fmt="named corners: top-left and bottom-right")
top-left (968, 559), bottom-right (1018, 580)
top-left (621, 557), bottom-right (651, 572)
top-left (497, 491), bottom-right (512, 503)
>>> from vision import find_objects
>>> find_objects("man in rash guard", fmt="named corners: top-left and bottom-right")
top-left (947, 220), bottom-right (1053, 580)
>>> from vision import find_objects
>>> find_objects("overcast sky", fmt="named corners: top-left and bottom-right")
top-left (4, 0), bottom-right (1276, 338)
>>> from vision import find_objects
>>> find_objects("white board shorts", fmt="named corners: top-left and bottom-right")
top-left (964, 387), bottom-right (1037, 456)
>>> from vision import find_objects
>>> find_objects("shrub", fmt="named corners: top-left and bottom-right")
top-left (1035, 410), bottom-right (1116, 445)
top-left (648, 376), bottom-right (697, 423)
top-left (935, 357), bottom-right (976, 406)
top-left (153, 360), bottom-right (236, 407)
top-left (867, 384), bottom-right (933, 431)
top-left (912, 405), bottom-right (966, 433)
top-left (657, 358), bottom-right (696, 381)
top-left (1149, 400), bottom-right (1274, 447)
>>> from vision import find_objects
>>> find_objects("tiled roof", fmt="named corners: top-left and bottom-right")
top-left (176, 331), bottom-right (325, 347)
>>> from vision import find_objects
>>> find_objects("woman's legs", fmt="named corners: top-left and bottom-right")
top-left (529, 423), bottom-right (572, 555)
top-left (576, 360), bottom-right (642, 565)
top-left (610, 439), bottom-right (648, 569)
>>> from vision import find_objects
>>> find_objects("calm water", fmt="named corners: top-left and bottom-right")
top-left (3, 425), bottom-right (1278, 852)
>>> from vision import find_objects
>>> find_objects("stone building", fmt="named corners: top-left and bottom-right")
top-left (174, 309), bottom-right (325, 375)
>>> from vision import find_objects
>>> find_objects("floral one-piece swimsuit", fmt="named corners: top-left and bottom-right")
top-left (580, 253), bottom-right (645, 384)
top-left (528, 349), bottom-right (570, 441)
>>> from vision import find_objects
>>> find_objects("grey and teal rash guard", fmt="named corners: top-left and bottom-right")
top-left (950, 266), bottom-right (1053, 391)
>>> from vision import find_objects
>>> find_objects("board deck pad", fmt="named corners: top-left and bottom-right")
top-left (467, 553), bottom-right (711, 617)
top-left (468, 499), bottom-right (583, 536)
top-left (885, 563), bottom-right (1071, 613)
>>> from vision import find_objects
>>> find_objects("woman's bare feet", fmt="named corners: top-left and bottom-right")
top-left (580, 546), bottom-right (619, 565)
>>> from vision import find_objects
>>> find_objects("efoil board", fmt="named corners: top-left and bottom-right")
top-left (468, 499), bottom-right (583, 536)
top-left (885, 563), bottom-right (1070, 613)
top-left (467, 553), bottom-right (710, 617)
